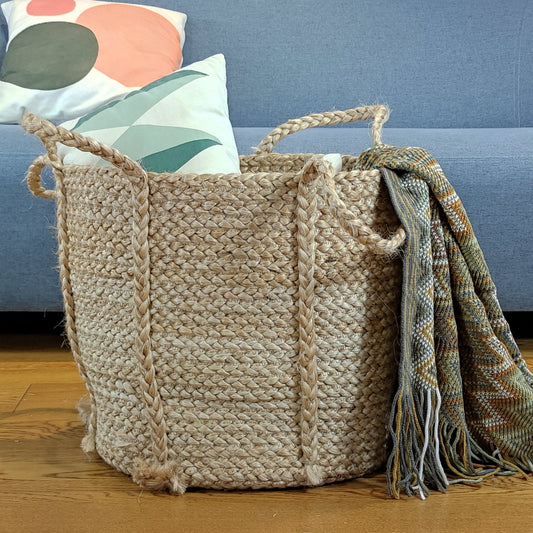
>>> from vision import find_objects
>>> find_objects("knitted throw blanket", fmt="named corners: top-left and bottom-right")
top-left (357, 145), bottom-right (533, 499)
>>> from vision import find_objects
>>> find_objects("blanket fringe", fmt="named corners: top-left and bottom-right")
top-left (387, 387), bottom-right (448, 499)
top-left (387, 388), bottom-right (530, 498)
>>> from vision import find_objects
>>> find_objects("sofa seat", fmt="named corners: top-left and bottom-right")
top-left (2, 123), bottom-right (532, 312)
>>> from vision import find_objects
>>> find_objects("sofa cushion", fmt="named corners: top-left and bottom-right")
top-left (1, 123), bottom-right (60, 310)
top-left (0, 0), bottom-right (186, 123)
top-left (1, 125), bottom-right (532, 312)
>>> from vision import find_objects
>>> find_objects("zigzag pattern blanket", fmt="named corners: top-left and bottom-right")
top-left (357, 145), bottom-right (533, 498)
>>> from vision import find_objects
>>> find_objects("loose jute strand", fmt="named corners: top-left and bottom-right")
top-left (296, 163), bottom-right (325, 486)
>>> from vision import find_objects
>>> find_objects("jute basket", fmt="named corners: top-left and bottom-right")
top-left (23, 105), bottom-right (405, 493)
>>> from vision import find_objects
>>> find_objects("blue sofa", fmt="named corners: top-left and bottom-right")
top-left (1, 0), bottom-right (532, 314)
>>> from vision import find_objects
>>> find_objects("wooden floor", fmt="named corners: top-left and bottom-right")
top-left (1, 334), bottom-right (532, 533)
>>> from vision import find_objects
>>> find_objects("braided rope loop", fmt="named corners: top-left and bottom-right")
top-left (255, 105), bottom-right (390, 154)
top-left (22, 113), bottom-right (146, 190)
top-left (304, 156), bottom-right (406, 255)
top-left (26, 155), bottom-right (57, 199)
top-left (21, 113), bottom-right (176, 475)
top-left (295, 154), bottom-right (404, 482)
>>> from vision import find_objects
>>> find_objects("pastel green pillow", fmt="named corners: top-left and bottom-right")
top-left (59, 54), bottom-right (240, 175)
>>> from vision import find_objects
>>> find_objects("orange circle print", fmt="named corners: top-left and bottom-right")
top-left (76, 4), bottom-right (182, 87)
top-left (26, 0), bottom-right (76, 16)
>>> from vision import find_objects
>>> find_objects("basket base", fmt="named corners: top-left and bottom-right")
top-left (83, 428), bottom-right (387, 494)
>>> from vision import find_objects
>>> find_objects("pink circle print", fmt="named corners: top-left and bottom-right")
top-left (27, 0), bottom-right (76, 16)
top-left (76, 4), bottom-right (182, 87)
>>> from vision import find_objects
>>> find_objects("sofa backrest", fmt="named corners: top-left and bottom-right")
top-left (2, 0), bottom-right (533, 128)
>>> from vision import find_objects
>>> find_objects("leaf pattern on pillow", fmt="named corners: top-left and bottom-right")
top-left (140, 139), bottom-right (221, 173)
top-left (70, 69), bottom-right (223, 172)
top-left (73, 70), bottom-right (207, 131)
top-left (112, 125), bottom-right (221, 173)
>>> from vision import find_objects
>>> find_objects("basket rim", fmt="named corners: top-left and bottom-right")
top-left (58, 153), bottom-right (381, 186)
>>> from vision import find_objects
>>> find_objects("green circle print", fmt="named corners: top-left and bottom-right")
top-left (0, 21), bottom-right (99, 90)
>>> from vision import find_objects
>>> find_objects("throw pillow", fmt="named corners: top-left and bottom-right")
top-left (0, 0), bottom-right (186, 123)
top-left (59, 54), bottom-right (241, 175)
top-left (0, 7), bottom-right (7, 54)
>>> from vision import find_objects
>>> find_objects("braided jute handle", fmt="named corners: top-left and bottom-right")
top-left (22, 113), bottom-right (147, 198)
top-left (255, 105), bottom-right (390, 154)
top-left (22, 113), bottom-right (179, 488)
top-left (300, 155), bottom-right (406, 255)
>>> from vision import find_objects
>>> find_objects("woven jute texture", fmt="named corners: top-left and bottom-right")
top-left (24, 106), bottom-right (405, 493)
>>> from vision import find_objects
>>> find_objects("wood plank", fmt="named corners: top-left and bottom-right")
top-left (517, 339), bottom-right (533, 371)
top-left (517, 338), bottom-right (532, 351)
top-left (0, 333), bottom-right (71, 362)
top-left (1, 334), bottom-right (532, 532)
top-left (2, 473), bottom-right (533, 533)
top-left (14, 382), bottom-right (86, 412)
top-left (0, 361), bottom-right (83, 388)
top-left (0, 383), bottom-right (29, 413)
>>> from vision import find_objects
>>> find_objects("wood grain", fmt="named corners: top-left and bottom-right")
top-left (1, 334), bottom-right (532, 533)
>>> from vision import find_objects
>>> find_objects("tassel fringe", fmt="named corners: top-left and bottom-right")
top-left (387, 387), bottom-right (530, 498)
top-left (132, 459), bottom-right (188, 494)
top-left (304, 464), bottom-right (326, 486)
top-left (77, 395), bottom-right (96, 453)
